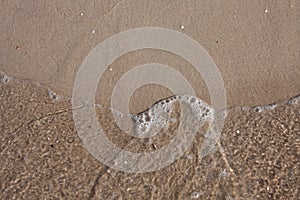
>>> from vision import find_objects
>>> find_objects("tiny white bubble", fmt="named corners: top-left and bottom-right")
top-left (48, 90), bottom-right (60, 100)
top-left (109, 68), bottom-right (113, 71)
top-left (219, 168), bottom-right (230, 178)
top-left (180, 25), bottom-right (185, 30)
top-left (226, 194), bottom-right (233, 200)
top-left (191, 191), bottom-right (201, 199)
top-left (0, 74), bottom-right (11, 83)
top-left (80, 12), bottom-right (84, 16)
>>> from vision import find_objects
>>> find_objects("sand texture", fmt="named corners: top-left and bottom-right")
top-left (1, 1), bottom-right (299, 199)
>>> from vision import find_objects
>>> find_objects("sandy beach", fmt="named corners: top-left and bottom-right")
top-left (1, 0), bottom-right (299, 199)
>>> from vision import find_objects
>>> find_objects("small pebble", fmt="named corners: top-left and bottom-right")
top-left (80, 12), bottom-right (84, 16)
top-left (91, 30), bottom-right (95, 34)
top-left (180, 25), bottom-right (185, 30)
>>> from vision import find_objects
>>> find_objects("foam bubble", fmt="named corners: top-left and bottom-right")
top-left (178, 94), bottom-right (214, 122)
top-left (253, 103), bottom-right (278, 113)
top-left (265, 103), bottom-right (278, 110)
top-left (131, 94), bottom-right (214, 137)
top-left (0, 74), bottom-right (12, 83)
top-left (47, 89), bottom-right (61, 101)
top-left (241, 106), bottom-right (250, 111)
top-left (288, 95), bottom-right (300, 105)
top-left (191, 191), bottom-right (202, 199)
top-left (253, 106), bottom-right (264, 113)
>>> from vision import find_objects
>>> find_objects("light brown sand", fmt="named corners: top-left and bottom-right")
top-left (1, 71), bottom-right (299, 199)
top-left (1, 1), bottom-right (299, 199)
top-left (0, 0), bottom-right (299, 107)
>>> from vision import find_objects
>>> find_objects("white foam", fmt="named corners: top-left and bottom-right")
top-left (47, 89), bottom-right (61, 101)
top-left (191, 191), bottom-right (202, 199)
top-left (253, 106), bottom-right (264, 113)
top-left (0, 74), bottom-right (12, 83)
top-left (253, 103), bottom-right (278, 113)
top-left (178, 94), bottom-right (214, 122)
top-left (132, 94), bottom-right (214, 137)
top-left (288, 95), bottom-right (300, 105)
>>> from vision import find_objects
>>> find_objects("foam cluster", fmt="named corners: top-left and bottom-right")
top-left (0, 74), bottom-right (11, 83)
top-left (47, 89), bottom-right (62, 101)
top-left (131, 94), bottom-right (214, 137)
top-left (288, 95), bottom-right (300, 105)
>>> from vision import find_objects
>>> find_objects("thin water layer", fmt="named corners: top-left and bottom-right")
top-left (73, 92), bottom-right (218, 173)
top-left (0, 71), bottom-right (299, 199)
top-left (131, 94), bottom-right (214, 138)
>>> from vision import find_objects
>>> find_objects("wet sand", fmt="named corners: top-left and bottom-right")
top-left (1, 1), bottom-right (300, 199)
top-left (1, 0), bottom-right (299, 107)
top-left (1, 72), bottom-right (299, 199)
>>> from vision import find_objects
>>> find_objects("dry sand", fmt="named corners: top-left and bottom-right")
top-left (1, 0), bottom-right (300, 199)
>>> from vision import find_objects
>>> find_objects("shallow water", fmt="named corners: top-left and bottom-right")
top-left (1, 71), bottom-right (299, 199)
